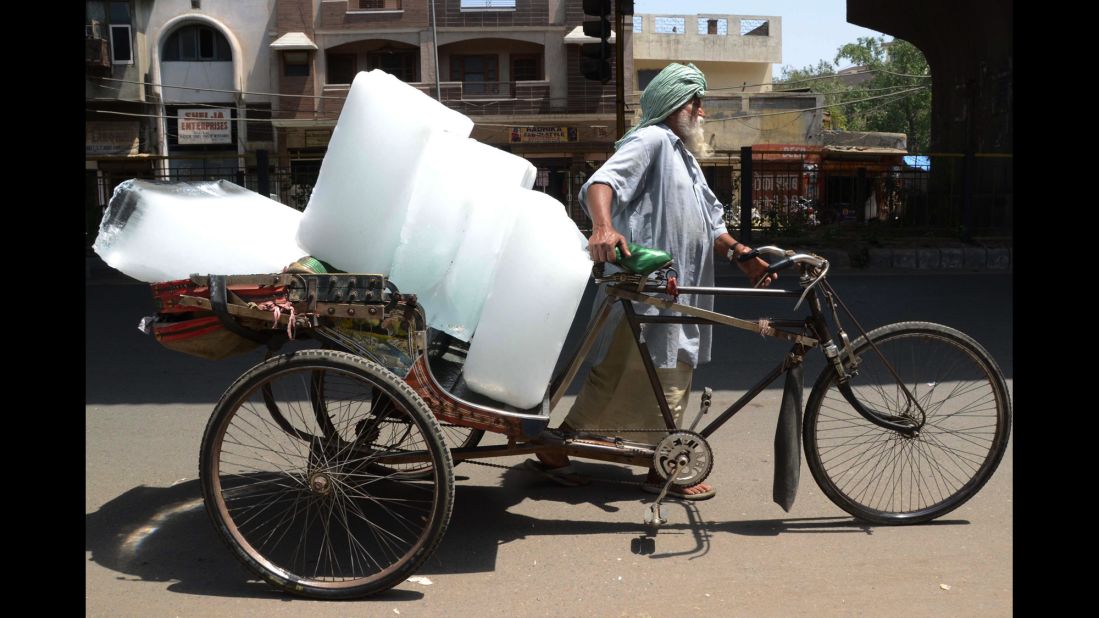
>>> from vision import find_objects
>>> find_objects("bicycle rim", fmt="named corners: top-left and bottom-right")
top-left (805, 322), bottom-right (1011, 524)
top-left (201, 350), bottom-right (453, 598)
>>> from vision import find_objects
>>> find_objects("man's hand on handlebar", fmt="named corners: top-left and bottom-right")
top-left (738, 254), bottom-right (776, 287)
top-left (725, 240), bottom-right (776, 287)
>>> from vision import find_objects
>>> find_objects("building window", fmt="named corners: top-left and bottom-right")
top-left (163, 25), bottom-right (232, 61)
top-left (327, 53), bottom-right (357, 84)
top-left (699, 18), bottom-right (727, 36)
top-left (366, 49), bottom-right (418, 82)
top-left (356, 0), bottom-right (403, 9)
top-left (637, 69), bottom-right (660, 91)
top-left (451, 55), bottom-right (499, 95)
top-left (460, 0), bottom-right (516, 10)
top-left (110, 24), bottom-right (132, 64)
top-left (741, 19), bottom-right (769, 36)
top-left (511, 55), bottom-right (541, 82)
top-left (104, 1), bottom-right (133, 64)
top-left (284, 51), bottom-right (311, 77)
top-left (632, 16), bottom-right (642, 32)
top-left (654, 17), bottom-right (685, 34)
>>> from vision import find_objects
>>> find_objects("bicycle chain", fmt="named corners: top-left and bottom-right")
top-left (460, 427), bottom-right (679, 487)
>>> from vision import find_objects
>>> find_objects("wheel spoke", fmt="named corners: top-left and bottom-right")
top-left (201, 351), bottom-right (453, 598)
top-left (805, 325), bottom-right (1010, 524)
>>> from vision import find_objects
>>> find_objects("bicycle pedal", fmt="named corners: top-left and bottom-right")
top-left (643, 503), bottom-right (667, 527)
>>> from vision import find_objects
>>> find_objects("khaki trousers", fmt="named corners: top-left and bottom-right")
top-left (561, 319), bottom-right (694, 444)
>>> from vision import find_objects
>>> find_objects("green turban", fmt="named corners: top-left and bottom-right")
top-left (615, 62), bottom-right (707, 149)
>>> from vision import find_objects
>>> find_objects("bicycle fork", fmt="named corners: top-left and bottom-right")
top-left (814, 284), bottom-right (924, 436)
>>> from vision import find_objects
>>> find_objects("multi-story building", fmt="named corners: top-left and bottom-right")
top-left (85, 0), bottom-right (280, 247)
top-left (143, 0), bottom-right (279, 180)
top-left (85, 0), bottom-right (156, 247)
top-left (270, 0), bottom-right (631, 213)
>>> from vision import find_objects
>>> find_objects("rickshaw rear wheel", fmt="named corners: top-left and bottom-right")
top-left (199, 349), bottom-right (454, 599)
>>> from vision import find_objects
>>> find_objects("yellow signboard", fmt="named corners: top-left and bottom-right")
top-left (509, 126), bottom-right (578, 143)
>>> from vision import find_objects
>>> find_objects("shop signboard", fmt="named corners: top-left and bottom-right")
top-left (86, 121), bottom-right (140, 155)
top-left (509, 127), bottom-right (578, 143)
top-left (178, 108), bottom-right (232, 145)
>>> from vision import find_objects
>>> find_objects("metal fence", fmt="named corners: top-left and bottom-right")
top-left (727, 148), bottom-right (1012, 240)
top-left (87, 148), bottom-right (1012, 251)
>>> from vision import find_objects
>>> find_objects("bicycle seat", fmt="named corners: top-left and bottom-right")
top-left (613, 243), bottom-right (673, 277)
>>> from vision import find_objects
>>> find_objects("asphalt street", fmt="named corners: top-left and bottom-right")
top-left (86, 270), bottom-right (1013, 617)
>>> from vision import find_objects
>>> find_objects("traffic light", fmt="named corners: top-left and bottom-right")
top-left (581, 0), bottom-right (612, 83)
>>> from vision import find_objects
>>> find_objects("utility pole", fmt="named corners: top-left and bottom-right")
top-left (615, 1), bottom-right (626, 139)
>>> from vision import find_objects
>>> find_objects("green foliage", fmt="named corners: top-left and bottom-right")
top-left (775, 37), bottom-right (931, 152)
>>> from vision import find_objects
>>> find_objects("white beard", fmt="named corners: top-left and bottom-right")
top-left (669, 112), bottom-right (713, 159)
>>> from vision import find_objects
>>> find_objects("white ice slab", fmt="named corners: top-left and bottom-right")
top-left (295, 70), bottom-right (474, 275)
top-left (389, 133), bottom-right (537, 332)
top-left (462, 190), bottom-right (592, 409)
top-left (92, 179), bottom-right (306, 282)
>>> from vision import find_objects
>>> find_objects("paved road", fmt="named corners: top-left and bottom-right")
top-left (86, 271), bottom-right (1012, 617)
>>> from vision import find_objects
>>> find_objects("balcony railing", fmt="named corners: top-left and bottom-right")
top-left (319, 80), bottom-right (553, 117)
top-left (458, 80), bottom-right (512, 98)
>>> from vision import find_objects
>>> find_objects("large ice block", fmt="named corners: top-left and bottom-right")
top-left (462, 191), bottom-right (593, 409)
top-left (92, 179), bottom-right (306, 282)
top-left (389, 134), bottom-right (537, 321)
top-left (296, 70), bottom-right (474, 274)
top-left (417, 186), bottom-right (522, 340)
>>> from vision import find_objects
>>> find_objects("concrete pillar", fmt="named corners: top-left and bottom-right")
top-left (546, 33), bottom-right (566, 112)
top-left (420, 32), bottom-right (439, 90)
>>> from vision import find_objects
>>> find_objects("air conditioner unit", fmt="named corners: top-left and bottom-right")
top-left (86, 20), bottom-right (104, 40)
top-left (86, 37), bottom-right (110, 69)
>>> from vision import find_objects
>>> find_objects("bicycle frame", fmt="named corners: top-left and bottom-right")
top-left (545, 262), bottom-right (925, 444)
top-left (548, 272), bottom-right (818, 441)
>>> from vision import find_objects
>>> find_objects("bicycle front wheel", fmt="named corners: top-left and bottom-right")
top-left (199, 349), bottom-right (454, 599)
top-left (804, 321), bottom-right (1011, 525)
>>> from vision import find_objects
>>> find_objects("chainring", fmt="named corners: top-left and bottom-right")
top-left (652, 430), bottom-right (713, 487)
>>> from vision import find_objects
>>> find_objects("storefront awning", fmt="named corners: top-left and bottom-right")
top-left (563, 25), bottom-right (616, 45)
top-left (269, 32), bottom-right (318, 51)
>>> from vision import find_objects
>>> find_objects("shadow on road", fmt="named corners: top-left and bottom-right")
top-left (86, 463), bottom-right (969, 599)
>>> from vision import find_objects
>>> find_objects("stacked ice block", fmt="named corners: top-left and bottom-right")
top-left (296, 71), bottom-right (591, 408)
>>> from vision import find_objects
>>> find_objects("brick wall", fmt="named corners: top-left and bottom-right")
top-left (277, 0), bottom-right (314, 34)
top-left (320, 0), bottom-right (429, 29)
top-left (436, 0), bottom-right (549, 27)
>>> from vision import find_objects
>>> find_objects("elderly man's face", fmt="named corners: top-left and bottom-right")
top-left (667, 96), bottom-right (711, 158)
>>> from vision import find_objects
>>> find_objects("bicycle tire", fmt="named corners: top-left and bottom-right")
top-left (803, 321), bottom-right (1011, 525)
top-left (199, 349), bottom-right (454, 599)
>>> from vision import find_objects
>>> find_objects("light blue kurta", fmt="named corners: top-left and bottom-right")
top-left (579, 123), bottom-right (728, 369)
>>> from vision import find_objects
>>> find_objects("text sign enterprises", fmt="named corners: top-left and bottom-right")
top-left (178, 108), bottom-right (232, 144)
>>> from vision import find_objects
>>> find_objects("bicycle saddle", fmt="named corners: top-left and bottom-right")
top-left (613, 243), bottom-right (673, 277)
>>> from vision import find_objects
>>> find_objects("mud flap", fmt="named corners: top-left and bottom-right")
top-left (773, 364), bottom-right (804, 512)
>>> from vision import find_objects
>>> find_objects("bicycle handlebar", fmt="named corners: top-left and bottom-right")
top-left (754, 245), bottom-right (827, 274)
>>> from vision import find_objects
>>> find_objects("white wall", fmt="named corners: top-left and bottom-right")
top-left (147, 0), bottom-right (277, 98)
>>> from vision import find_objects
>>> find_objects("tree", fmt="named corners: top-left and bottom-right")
top-left (835, 37), bottom-right (931, 152)
top-left (776, 37), bottom-right (932, 153)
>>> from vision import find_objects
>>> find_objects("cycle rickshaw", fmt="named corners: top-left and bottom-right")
top-left (148, 245), bottom-right (1011, 599)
